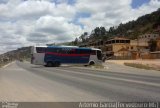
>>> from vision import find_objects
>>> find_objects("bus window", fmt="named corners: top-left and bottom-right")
top-left (69, 49), bottom-right (75, 54)
top-left (60, 48), bottom-right (72, 54)
top-left (46, 48), bottom-right (61, 53)
top-left (75, 49), bottom-right (90, 54)
top-left (97, 50), bottom-right (102, 60)
top-left (36, 47), bottom-right (46, 53)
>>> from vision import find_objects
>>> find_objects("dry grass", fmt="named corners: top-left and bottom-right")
top-left (89, 64), bottom-right (104, 69)
top-left (124, 62), bottom-right (160, 71)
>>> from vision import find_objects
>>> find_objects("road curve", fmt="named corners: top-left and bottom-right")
top-left (0, 61), bottom-right (160, 102)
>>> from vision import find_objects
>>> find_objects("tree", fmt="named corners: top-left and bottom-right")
top-left (100, 27), bottom-right (106, 36)
top-left (74, 38), bottom-right (79, 45)
top-left (79, 32), bottom-right (88, 42)
top-left (94, 27), bottom-right (101, 37)
top-left (108, 27), bottom-right (115, 34)
top-left (91, 27), bottom-right (107, 39)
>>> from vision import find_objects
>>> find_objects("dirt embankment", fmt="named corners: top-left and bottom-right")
top-left (107, 60), bottom-right (160, 71)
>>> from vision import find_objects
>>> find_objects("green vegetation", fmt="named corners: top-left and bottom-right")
top-left (91, 64), bottom-right (104, 69)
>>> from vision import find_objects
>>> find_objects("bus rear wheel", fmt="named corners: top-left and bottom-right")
top-left (46, 62), bottom-right (53, 67)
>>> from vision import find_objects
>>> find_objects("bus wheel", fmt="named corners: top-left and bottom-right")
top-left (89, 61), bottom-right (95, 66)
top-left (54, 61), bottom-right (61, 67)
top-left (47, 62), bottom-right (53, 67)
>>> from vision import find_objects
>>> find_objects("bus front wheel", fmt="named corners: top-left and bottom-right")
top-left (89, 61), bottom-right (95, 66)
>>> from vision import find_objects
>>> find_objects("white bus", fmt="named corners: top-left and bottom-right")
top-left (31, 46), bottom-right (102, 67)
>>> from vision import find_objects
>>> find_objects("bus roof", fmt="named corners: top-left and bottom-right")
top-left (47, 46), bottom-right (91, 50)
top-left (34, 45), bottom-right (47, 47)
top-left (34, 45), bottom-right (101, 50)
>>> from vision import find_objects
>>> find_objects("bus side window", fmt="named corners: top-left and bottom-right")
top-left (46, 48), bottom-right (53, 52)
top-left (56, 48), bottom-right (62, 53)
top-left (67, 49), bottom-right (73, 54)
top-left (36, 47), bottom-right (46, 53)
top-left (47, 48), bottom-right (61, 53)
top-left (75, 49), bottom-right (90, 54)
top-left (60, 49), bottom-right (65, 54)
top-left (75, 49), bottom-right (80, 54)
top-left (70, 49), bottom-right (75, 54)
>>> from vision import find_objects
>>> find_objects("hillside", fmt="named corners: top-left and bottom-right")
top-left (109, 8), bottom-right (160, 39)
top-left (0, 47), bottom-right (31, 67)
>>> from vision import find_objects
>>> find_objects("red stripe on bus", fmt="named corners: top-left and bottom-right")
top-left (45, 52), bottom-right (90, 56)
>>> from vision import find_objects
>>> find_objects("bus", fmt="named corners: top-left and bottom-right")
top-left (31, 46), bottom-right (102, 67)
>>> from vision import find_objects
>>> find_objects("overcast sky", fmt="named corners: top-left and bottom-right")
top-left (0, 0), bottom-right (160, 54)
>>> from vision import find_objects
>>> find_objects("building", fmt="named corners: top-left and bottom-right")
top-left (139, 33), bottom-right (159, 41)
top-left (157, 38), bottom-right (160, 51)
top-left (79, 33), bottom-right (160, 59)
top-left (104, 37), bottom-right (130, 58)
top-left (130, 39), bottom-right (149, 52)
top-left (129, 34), bottom-right (160, 59)
top-left (129, 39), bottom-right (149, 59)
top-left (150, 51), bottom-right (160, 59)
top-left (114, 47), bottom-right (132, 59)
top-left (103, 35), bottom-right (159, 59)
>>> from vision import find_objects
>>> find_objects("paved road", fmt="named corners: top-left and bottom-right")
top-left (0, 61), bottom-right (160, 102)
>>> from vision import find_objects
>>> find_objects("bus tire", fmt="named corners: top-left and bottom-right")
top-left (46, 61), bottom-right (53, 67)
top-left (89, 61), bottom-right (95, 66)
top-left (54, 61), bottom-right (61, 67)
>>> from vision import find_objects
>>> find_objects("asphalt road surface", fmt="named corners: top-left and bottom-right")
top-left (0, 61), bottom-right (160, 102)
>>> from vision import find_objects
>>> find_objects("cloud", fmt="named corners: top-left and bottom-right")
top-left (76, 0), bottom-right (132, 31)
top-left (36, 15), bottom-right (82, 35)
top-left (23, 14), bottom-right (83, 45)
top-left (0, 0), bottom-right (160, 54)
top-left (77, 0), bottom-right (160, 31)
top-left (0, 0), bottom-right (81, 53)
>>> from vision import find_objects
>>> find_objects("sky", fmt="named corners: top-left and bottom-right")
top-left (0, 0), bottom-right (160, 54)
top-left (131, 0), bottom-right (150, 8)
